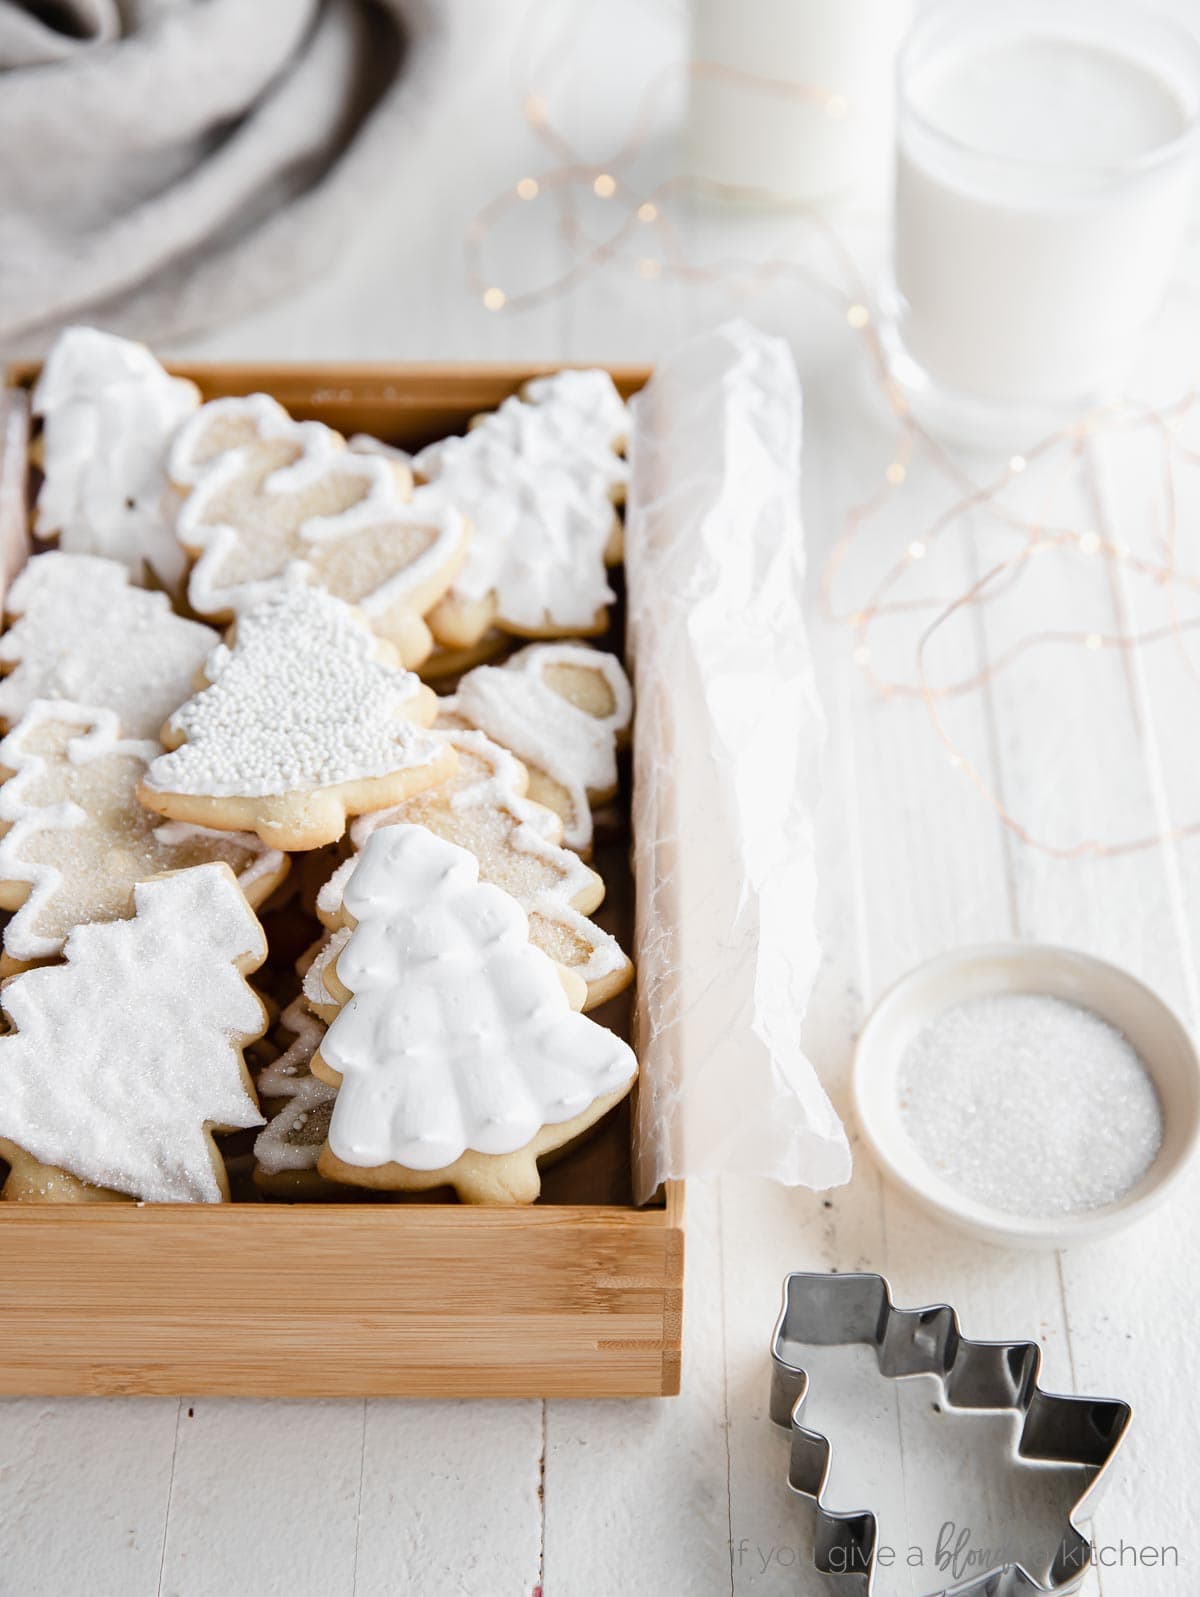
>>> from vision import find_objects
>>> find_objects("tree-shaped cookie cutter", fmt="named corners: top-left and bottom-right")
top-left (769, 1272), bottom-right (1132, 1596)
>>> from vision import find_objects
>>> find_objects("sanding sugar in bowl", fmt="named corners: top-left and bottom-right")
top-left (897, 992), bottom-right (1164, 1219)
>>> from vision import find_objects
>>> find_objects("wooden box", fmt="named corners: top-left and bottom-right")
top-left (0, 361), bottom-right (683, 1399)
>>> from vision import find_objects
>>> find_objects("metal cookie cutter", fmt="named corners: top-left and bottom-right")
top-left (769, 1272), bottom-right (1131, 1597)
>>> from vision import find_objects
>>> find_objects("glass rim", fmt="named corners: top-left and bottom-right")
top-left (897, 0), bottom-right (1200, 180)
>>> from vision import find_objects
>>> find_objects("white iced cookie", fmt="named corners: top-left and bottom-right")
top-left (0, 701), bottom-right (288, 970)
top-left (445, 642), bottom-right (633, 852)
top-left (316, 728), bottom-right (632, 1010)
top-left (139, 583), bottom-right (454, 851)
top-left (31, 327), bottom-right (200, 591)
top-left (371, 369), bottom-right (628, 649)
top-left (0, 552), bottom-right (217, 739)
top-left (0, 863), bottom-right (268, 1204)
top-left (312, 825), bottom-right (638, 1204)
top-left (171, 394), bottom-right (469, 668)
top-left (253, 998), bottom-right (337, 1199)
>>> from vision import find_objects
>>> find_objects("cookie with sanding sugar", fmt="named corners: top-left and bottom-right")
top-left (32, 327), bottom-right (200, 592)
top-left (0, 552), bottom-right (218, 740)
top-left (442, 641), bottom-right (632, 853)
top-left (0, 863), bottom-right (268, 1204)
top-left (139, 583), bottom-right (455, 851)
top-left (0, 701), bottom-right (288, 971)
top-left (171, 394), bottom-right (469, 668)
top-left (312, 825), bottom-right (637, 1204)
top-left (316, 727), bottom-right (633, 1011)
top-left (357, 369), bottom-right (628, 650)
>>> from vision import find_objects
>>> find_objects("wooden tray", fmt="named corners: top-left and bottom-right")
top-left (0, 361), bottom-right (683, 1399)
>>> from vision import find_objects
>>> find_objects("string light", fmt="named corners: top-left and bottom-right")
top-left (464, 17), bottom-right (1200, 859)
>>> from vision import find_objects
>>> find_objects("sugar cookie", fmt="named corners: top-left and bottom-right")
top-left (139, 583), bottom-right (454, 850)
top-left (0, 552), bottom-right (218, 739)
top-left (444, 642), bottom-right (633, 852)
top-left (417, 630), bottom-right (510, 683)
top-left (0, 863), bottom-right (267, 1203)
top-left (253, 998), bottom-right (337, 1199)
top-left (171, 394), bottom-right (469, 667)
top-left (316, 728), bottom-right (632, 1009)
top-left (311, 825), bottom-right (637, 1204)
top-left (299, 928), bottom-right (348, 1023)
top-left (0, 701), bottom-right (288, 969)
top-left (362, 370), bottom-right (628, 649)
top-left (32, 327), bottom-right (200, 591)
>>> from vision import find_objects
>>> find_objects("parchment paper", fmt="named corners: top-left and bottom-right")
top-left (625, 320), bottom-right (851, 1201)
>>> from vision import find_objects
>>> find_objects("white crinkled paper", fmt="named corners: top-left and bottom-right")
top-left (626, 320), bottom-right (851, 1201)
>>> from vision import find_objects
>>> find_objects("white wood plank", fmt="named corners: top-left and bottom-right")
top-left (542, 1178), bottom-right (732, 1597)
top-left (0, 1398), bottom-right (179, 1597)
top-left (800, 368), bottom-right (1085, 1585)
top-left (354, 1400), bottom-right (543, 1597)
top-left (973, 369), bottom-right (1200, 1592)
top-left (157, 1400), bottom-right (364, 1597)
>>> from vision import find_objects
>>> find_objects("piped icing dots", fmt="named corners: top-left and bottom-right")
top-left (315, 825), bottom-right (637, 1172)
top-left (0, 552), bottom-right (218, 739)
top-left (0, 701), bottom-right (286, 963)
top-left (407, 369), bottom-right (629, 633)
top-left (32, 327), bottom-right (199, 589)
top-left (143, 584), bottom-right (442, 800)
top-left (0, 864), bottom-right (267, 1203)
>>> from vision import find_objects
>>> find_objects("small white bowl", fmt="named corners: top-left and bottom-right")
top-left (852, 943), bottom-right (1200, 1250)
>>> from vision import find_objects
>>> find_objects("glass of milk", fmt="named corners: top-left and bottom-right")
top-left (884, 0), bottom-right (1200, 446)
top-left (687, 0), bottom-right (914, 204)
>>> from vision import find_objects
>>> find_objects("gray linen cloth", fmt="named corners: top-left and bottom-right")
top-left (0, 0), bottom-right (445, 350)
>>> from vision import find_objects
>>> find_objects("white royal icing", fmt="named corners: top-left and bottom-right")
top-left (172, 394), bottom-right (466, 625)
top-left (0, 552), bottom-right (217, 740)
top-left (322, 728), bottom-right (628, 988)
top-left (32, 327), bottom-right (199, 587)
top-left (451, 643), bottom-right (633, 851)
top-left (0, 701), bottom-right (285, 962)
top-left (0, 864), bottom-right (266, 1202)
top-left (321, 825), bottom-right (637, 1172)
top-left (144, 583), bottom-right (441, 800)
top-left (254, 999), bottom-right (335, 1176)
top-left (407, 369), bottom-right (629, 631)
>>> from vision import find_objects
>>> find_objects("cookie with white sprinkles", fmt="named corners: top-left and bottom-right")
top-left (139, 583), bottom-right (455, 850)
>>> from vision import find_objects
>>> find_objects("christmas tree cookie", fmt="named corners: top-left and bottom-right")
top-left (32, 327), bottom-right (200, 591)
top-left (443, 642), bottom-right (633, 852)
top-left (0, 552), bottom-right (217, 739)
top-left (0, 701), bottom-right (288, 970)
top-left (171, 394), bottom-right (469, 668)
top-left (311, 825), bottom-right (638, 1204)
top-left (0, 863), bottom-right (268, 1203)
top-left (316, 727), bottom-right (633, 1010)
top-left (139, 583), bottom-right (455, 850)
top-left (253, 999), bottom-right (337, 1200)
top-left (370, 369), bottom-right (628, 649)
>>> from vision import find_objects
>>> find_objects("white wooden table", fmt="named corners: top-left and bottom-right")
top-left (6, 3), bottom-right (1199, 1592)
